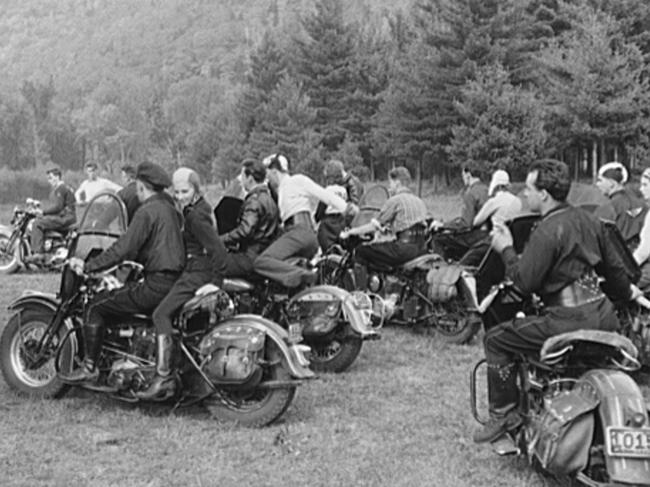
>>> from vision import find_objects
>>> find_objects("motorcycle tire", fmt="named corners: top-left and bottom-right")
top-left (308, 336), bottom-right (363, 373)
top-left (0, 229), bottom-right (21, 274)
top-left (0, 307), bottom-right (73, 398)
top-left (203, 364), bottom-right (296, 428)
top-left (430, 311), bottom-right (481, 345)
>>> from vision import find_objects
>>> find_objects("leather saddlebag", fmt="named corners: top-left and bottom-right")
top-left (426, 263), bottom-right (463, 302)
top-left (533, 385), bottom-right (600, 475)
top-left (200, 325), bottom-right (265, 384)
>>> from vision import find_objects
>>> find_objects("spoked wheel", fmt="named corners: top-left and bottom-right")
top-left (426, 299), bottom-right (481, 345)
top-left (308, 335), bottom-right (362, 373)
top-left (0, 308), bottom-right (74, 397)
top-left (204, 365), bottom-right (296, 427)
top-left (0, 230), bottom-right (21, 274)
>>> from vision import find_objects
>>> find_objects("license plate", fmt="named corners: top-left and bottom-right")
top-left (605, 427), bottom-right (650, 458)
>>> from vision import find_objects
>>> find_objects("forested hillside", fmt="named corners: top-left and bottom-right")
top-left (0, 0), bottom-right (649, 188)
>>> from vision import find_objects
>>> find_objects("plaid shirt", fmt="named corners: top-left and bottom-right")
top-left (375, 187), bottom-right (429, 234)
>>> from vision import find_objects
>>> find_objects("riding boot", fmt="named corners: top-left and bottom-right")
top-left (473, 363), bottom-right (521, 444)
top-left (135, 334), bottom-right (176, 401)
top-left (60, 322), bottom-right (103, 384)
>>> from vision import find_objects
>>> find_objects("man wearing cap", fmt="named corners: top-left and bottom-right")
top-left (594, 161), bottom-right (647, 247)
top-left (219, 158), bottom-right (279, 277)
top-left (75, 162), bottom-right (122, 205)
top-left (117, 164), bottom-right (140, 223)
top-left (473, 169), bottom-right (522, 228)
top-left (28, 165), bottom-right (77, 262)
top-left (254, 153), bottom-right (355, 288)
top-left (62, 161), bottom-right (185, 385)
top-left (316, 159), bottom-right (364, 252)
top-left (340, 166), bottom-right (429, 272)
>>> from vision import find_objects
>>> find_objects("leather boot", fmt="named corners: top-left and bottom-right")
top-left (135, 334), bottom-right (176, 401)
top-left (60, 322), bottom-right (103, 384)
top-left (473, 363), bottom-right (521, 444)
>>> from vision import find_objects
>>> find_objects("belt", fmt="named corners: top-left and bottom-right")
top-left (396, 224), bottom-right (426, 244)
top-left (284, 211), bottom-right (312, 229)
top-left (543, 274), bottom-right (605, 308)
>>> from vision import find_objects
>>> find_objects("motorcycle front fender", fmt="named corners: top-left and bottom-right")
top-left (290, 284), bottom-right (379, 339)
top-left (9, 291), bottom-right (60, 314)
top-left (0, 223), bottom-right (14, 236)
top-left (580, 369), bottom-right (650, 485)
top-left (213, 314), bottom-right (315, 380)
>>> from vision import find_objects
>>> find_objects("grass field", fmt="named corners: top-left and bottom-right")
top-left (0, 187), bottom-right (647, 486)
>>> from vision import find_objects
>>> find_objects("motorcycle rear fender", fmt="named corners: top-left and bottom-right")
top-left (289, 284), bottom-right (378, 339)
top-left (213, 314), bottom-right (315, 380)
top-left (580, 369), bottom-right (650, 485)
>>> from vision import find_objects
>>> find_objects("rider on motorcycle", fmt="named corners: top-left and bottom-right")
top-left (63, 161), bottom-right (185, 385)
top-left (339, 166), bottom-right (429, 280)
top-left (253, 153), bottom-right (355, 289)
top-left (219, 158), bottom-right (280, 277)
top-left (474, 158), bottom-right (639, 444)
top-left (28, 165), bottom-right (77, 263)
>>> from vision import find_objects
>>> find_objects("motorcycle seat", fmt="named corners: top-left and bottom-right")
top-left (221, 278), bottom-right (255, 293)
top-left (540, 329), bottom-right (638, 367)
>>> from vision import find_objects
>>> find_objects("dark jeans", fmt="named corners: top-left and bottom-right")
top-left (153, 258), bottom-right (213, 335)
top-left (30, 215), bottom-right (75, 253)
top-left (483, 297), bottom-right (619, 412)
top-left (86, 272), bottom-right (179, 334)
top-left (223, 248), bottom-right (256, 278)
top-left (253, 224), bottom-right (318, 288)
top-left (355, 240), bottom-right (425, 270)
top-left (317, 214), bottom-right (345, 253)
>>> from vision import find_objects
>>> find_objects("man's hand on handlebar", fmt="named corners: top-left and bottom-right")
top-left (69, 257), bottom-right (85, 276)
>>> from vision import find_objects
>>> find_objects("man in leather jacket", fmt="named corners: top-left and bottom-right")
top-left (473, 159), bottom-right (637, 444)
top-left (221, 158), bottom-right (279, 277)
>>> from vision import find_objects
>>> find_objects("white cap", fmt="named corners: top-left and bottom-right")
top-left (262, 153), bottom-right (289, 172)
top-left (488, 169), bottom-right (510, 196)
top-left (598, 162), bottom-right (628, 184)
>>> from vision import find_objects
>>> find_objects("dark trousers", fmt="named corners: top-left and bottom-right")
top-left (86, 272), bottom-right (179, 343)
top-left (317, 214), bottom-right (345, 253)
top-left (355, 240), bottom-right (425, 270)
top-left (30, 215), bottom-right (75, 253)
top-left (153, 259), bottom-right (213, 335)
top-left (253, 224), bottom-right (318, 288)
top-left (223, 248), bottom-right (256, 278)
top-left (483, 298), bottom-right (619, 412)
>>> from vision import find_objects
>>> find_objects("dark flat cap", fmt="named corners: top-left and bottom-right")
top-left (136, 161), bottom-right (171, 188)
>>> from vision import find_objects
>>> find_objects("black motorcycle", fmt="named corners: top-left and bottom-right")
top-left (0, 198), bottom-right (74, 273)
top-left (0, 194), bottom-right (313, 427)
top-left (470, 214), bottom-right (650, 485)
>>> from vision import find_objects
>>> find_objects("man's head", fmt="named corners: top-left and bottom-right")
top-left (121, 164), bottom-right (136, 184)
top-left (241, 158), bottom-right (266, 192)
top-left (135, 161), bottom-right (171, 202)
top-left (461, 164), bottom-right (484, 187)
top-left (324, 159), bottom-right (345, 185)
top-left (262, 153), bottom-right (290, 189)
top-left (524, 159), bottom-right (571, 214)
top-left (595, 161), bottom-right (627, 197)
top-left (85, 162), bottom-right (98, 181)
top-left (388, 166), bottom-right (411, 195)
top-left (172, 167), bottom-right (201, 208)
top-left (45, 165), bottom-right (62, 187)
top-left (641, 168), bottom-right (650, 202)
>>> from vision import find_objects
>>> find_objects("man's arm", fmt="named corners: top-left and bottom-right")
top-left (74, 181), bottom-right (87, 203)
top-left (299, 175), bottom-right (347, 213)
top-left (597, 223), bottom-right (633, 302)
top-left (222, 199), bottom-right (260, 246)
top-left (101, 178), bottom-right (122, 193)
top-left (85, 210), bottom-right (150, 272)
top-left (473, 198), bottom-right (497, 227)
top-left (42, 187), bottom-right (65, 215)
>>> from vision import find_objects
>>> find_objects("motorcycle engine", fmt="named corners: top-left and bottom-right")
top-left (105, 325), bottom-right (156, 392)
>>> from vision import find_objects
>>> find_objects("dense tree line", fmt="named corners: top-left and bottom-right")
top-left (1, 0), bottom-right (650, 187)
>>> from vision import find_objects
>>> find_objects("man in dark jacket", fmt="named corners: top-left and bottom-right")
top-left (220, 158), bottom-right (279, 277)
top-left (117, 164), bottom-right (140, 223)
top-left (316, 159), bottom-right (364, 252)
top-left (473, 159), bottom-right (636, 444)
top-left (62, 161), bottom-right (185, 385)
top-left (29, 165), bottom-right (76, 261)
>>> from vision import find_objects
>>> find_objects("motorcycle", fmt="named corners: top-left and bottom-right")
top-left (0, 198), bottom-right (73, 273)
top-left (470, 214), bottom-right (650, 485)
top-left (0, 194), bottom-right (313, 427)
top-left (315, 235), bottom-right (482, 344)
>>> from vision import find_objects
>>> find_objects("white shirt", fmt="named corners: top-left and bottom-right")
top-left (634, 210), bottom-right (650, 265)
top-left (473, 190), bottom-right (522, 227)
top-left (75, 177), bottom-right (122, 203)
top-left (278, 174), bottom-right (347, 223)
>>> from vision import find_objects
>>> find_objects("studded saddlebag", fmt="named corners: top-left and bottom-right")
top-left (199, 325), bottom-right (265, 385)
top-left (532, 385), bottom-right (600, 475)
top-left (426, 263), bottom-right (463, 303)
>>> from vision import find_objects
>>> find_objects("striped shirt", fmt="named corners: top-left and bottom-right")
top-left (374, 188), bottom-right (429, 234)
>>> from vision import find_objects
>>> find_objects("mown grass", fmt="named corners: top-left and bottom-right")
top-left (0, 186), bottom-right (647, 487)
